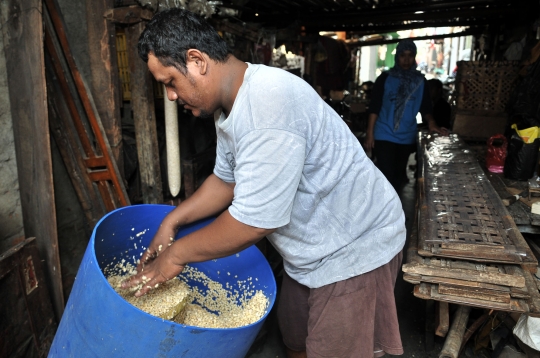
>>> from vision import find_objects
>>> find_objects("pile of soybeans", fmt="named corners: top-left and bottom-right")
top-left (105, 261), bottom-right (269, 328)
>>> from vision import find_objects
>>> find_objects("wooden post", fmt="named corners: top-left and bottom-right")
top-left (436, 301), bottom-right (450, 337)
top-left (125, 21), bottom-right (163, 204)
top-left (0, 0), bottom-right (64, 319)
top-left (439, 305), bottom-right (472, 358)
top-left (86, 0), bottom-right (124, 179)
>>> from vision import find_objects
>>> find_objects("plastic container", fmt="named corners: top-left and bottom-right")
top-left (49, 204), bottom-right (276, 358)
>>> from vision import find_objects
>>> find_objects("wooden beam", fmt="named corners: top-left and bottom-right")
top-left (209, 18), bottom-right (260, 43)
top-left (86, 0), bottom-right (124, 179)
top-left (348, 29), bottom-right (480, 48)
top-left (125, 21), bottom-right (163, 204)
top-left (309, 19), bottom-right (493, 34)
top-left (436, 301), bottom-right (450, 337)
top-left (0, 0), bottom-right (64, 320)
top-left (301, 2), bottom-right (519, 23)
top-left (440, 305), bottom-right (472, 358)
top-left (104, 5), bottom-right (153, 24)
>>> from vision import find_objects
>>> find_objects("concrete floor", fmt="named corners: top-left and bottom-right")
top-left (246, 154), bottom-right (446, 358)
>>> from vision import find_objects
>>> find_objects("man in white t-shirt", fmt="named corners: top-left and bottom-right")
top-left (122, 9), bottom-right (406, 358)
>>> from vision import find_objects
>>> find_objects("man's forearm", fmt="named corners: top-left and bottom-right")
top-left (163, 173), bottom-right (235, 231)
top-left (367, 113), bottom-right (378, 135)
top-left (170, 209), bottom-right (275, 265)
top-left (424, 113), bottom-right (437, 128)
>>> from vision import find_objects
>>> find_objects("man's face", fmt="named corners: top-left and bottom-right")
top-left (397, 50), bottom-right (416, 70)
top-left (147, 53), bottom-right (214, 118)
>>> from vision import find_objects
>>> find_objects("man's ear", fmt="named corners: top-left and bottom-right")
top-left (186, 49), bottom-right (207, 75)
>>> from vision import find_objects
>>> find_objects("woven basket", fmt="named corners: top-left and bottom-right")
top-left (455, 61), bottom-right (520, 112)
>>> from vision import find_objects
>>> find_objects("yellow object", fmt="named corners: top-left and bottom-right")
top-left (116, 30), bottom-right (163, 101)
top-left (512, 124), bottom-right (539, 144)
top-left (116, 31), bottom-right (131, 101)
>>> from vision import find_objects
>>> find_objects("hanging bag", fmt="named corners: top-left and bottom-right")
top-left (486, 134), bottom-right (507, 173)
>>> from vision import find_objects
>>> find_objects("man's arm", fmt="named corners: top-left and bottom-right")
top-left (423, 113), bottom-right (449, 135)
top-left (122, 209), bottom-right (275, 296)
top-left (364, 113), bottom-right (378, 151)
top-left (364, 73), bottom-right (387, 152)
top-left (132, 173), bottom-right (234, 273)
top-left (163, 173), bottom-right (236, 228)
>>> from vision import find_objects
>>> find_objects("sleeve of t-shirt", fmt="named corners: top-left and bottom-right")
top-left (228, 128), bottom-right (306, 229)
top-left (367, 72), bottom-right (388, 115)
top-left (419, 79), bottom-right (433, 116)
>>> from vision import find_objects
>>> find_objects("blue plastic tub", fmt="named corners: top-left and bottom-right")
top-left (49, 204), bottom-right (277, 358)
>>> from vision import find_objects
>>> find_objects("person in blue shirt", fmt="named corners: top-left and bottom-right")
top-left (364, 39), bottom-right (448, 192)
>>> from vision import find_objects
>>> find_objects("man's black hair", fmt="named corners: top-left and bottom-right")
top-left (138, 8), bottom-right (231, 73)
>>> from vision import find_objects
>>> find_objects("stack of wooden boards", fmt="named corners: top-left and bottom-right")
top-left (403, 133), bottom-right (540, 316)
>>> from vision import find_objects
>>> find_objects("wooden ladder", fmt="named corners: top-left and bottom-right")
top-left (44, 0), bottom-right (129, 228)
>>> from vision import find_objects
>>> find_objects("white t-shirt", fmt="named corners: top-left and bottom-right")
top-left (214, 63), bottom-right (405, 288)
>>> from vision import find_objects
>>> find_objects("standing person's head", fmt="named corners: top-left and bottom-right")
top-left (428, 78), bottom-right (443, 101)
top-left (137, 9), bottom-right (233, 118)
top-left (395, 39), bottom-right (417, 71)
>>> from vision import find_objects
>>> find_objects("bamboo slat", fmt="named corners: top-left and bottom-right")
top-left (405, 193), bottom-right (540, 315)
top-left (417, 133), bottom-right (537, 273)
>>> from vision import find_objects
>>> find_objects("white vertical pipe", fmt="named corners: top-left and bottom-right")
top-left (163, 84), bottom-right (181, 197)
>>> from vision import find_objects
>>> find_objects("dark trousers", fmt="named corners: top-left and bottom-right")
top-left (373, 140), bottom-right (415, 192)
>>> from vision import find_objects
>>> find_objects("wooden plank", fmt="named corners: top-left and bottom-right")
top-left (86, 0), bottom-right (124, 179)
top-left (485, 173), bottom-right (520, 206)
top-left (522, 269), bottom-right (540, 316)
top-left (125, 21), bottom-right (163, 204)
top-left (403, 212), bottom-right (526, 288)
top-left (414, 283), bottom-right (529, 313)
top-left (0, 0), bottom-right (64, 319)
top-left (46, 59), bottom-right (106, 228)
top-left (506, 201), bottom-right (533, 226)
top-left (438, 283), bottom-right (511, 303)
top-left (405, 273), bottom-right (509, 293)
top-left (403, 261), bottom-right (525, 288)
top-left (44, 0), bottom-right (129, 208)
top-left (104, 5), bottom-right (153, 24)
top-left (404, 272), bottom-right (531, 299)
top-left (417, 133), bottom-right (538, 273)
top-left (452, 113), bottom-right (507, 141)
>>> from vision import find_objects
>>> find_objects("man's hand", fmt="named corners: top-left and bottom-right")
top-left (428, 122), bottom-right (449, 136)
top-left (121, 241), bottom-right (185, 297)
top-left (120, 210), bottom-right (274, 297)
top-left (364, 113), bottom-right (378, 154)
top-left (364, 132), bottom-right (375, 150)
top-left (425, 113), bottom-right (449, 136)
top-left (137, 222), bottom-right (176, 271)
